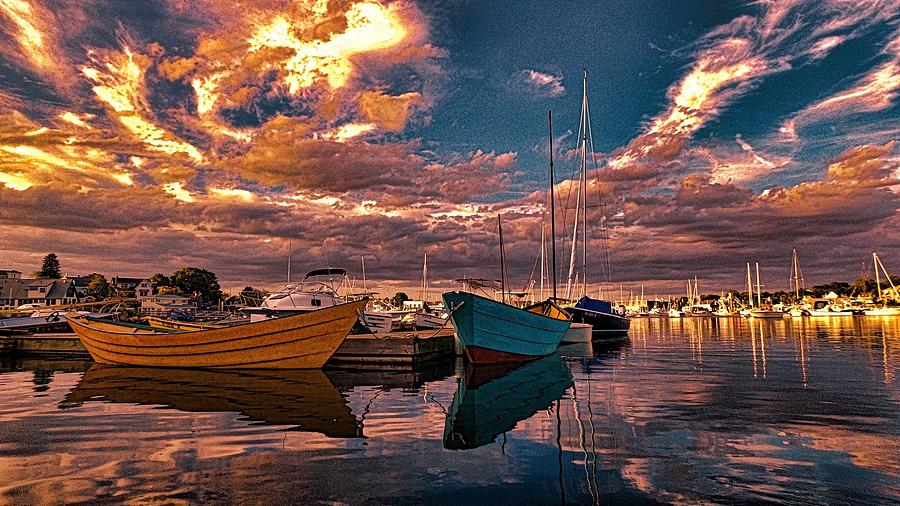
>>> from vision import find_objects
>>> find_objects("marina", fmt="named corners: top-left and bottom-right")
top-left (1, 0), bottom-right (898, 503)
top-left (1, 317), bottom-right (897, 503)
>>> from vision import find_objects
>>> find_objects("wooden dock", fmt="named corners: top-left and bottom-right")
top-left (329, 328), bottom-right (457, 367)
top-left (0, 329), bottom-right (458, 368)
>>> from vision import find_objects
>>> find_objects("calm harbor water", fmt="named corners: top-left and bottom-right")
top-left (1, 317), bottom-right (898, 504)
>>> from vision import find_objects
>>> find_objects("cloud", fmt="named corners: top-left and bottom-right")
top-left (358, 90), bottom-right (422, 132)
top-left (509, 69), bottom-right (565, 97)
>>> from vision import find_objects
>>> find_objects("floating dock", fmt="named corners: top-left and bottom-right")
top-left (329, 328), bottom-right (457, 367)
top-left (0, 329), bottom-right (458, 368)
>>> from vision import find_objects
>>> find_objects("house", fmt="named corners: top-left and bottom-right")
top-left (139, 294), bottom-right (195, 316)
top-left (0, 277), bottom-right (27, 309)
top-left (0, 270), bottom-right (22, 279)
top-left (68, 275), bottom-right (93, 299)
top-left (111, 276), bottom-right (153, 299)
top-left (0, 278), bottom-right (76, 309)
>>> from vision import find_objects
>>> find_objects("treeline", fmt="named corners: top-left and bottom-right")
top-left (27, 253), bottom-right (267, 305)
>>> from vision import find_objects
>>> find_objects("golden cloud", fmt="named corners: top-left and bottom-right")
top-left (358, 90), bottom-right (422, 131)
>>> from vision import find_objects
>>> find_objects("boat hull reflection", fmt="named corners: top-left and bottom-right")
top-left (61, 365), bottom-right (362, 438)
top-left (444, 354), bottom-right (573, 450)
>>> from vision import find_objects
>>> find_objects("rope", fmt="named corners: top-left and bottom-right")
top-left (421, 301), bottom-right (464, 339)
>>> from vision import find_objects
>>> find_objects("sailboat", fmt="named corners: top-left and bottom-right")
top-left (683, 277), bottom-right (714, 317)
top-left (443, 136), bottom-right (572, 364)
top-left (558, 70), bottom-right (630, 337)
top-left (749, 263), bottom-right (785, 318)
top-left (413, 254), bottom-right (450, 330)
top-left (864, 252), bottom-right (900, 316)
top-left (443, 214), bottom-right (572, 363)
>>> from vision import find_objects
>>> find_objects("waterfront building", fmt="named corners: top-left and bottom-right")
top-left (111, 277), bottom-right (153, 299)
top-left (139, 294), bottom-right (194, 316)
top-left (0, 276), bottom-right (76, 309)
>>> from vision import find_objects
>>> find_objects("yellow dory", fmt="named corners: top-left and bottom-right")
top-left (66, 299), bottom-right (366, 369)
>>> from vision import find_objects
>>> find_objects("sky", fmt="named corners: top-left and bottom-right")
top-left (0, 0), bottom-right (897, 297)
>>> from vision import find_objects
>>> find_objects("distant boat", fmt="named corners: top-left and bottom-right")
top-left (412, 253), bottom-right (450, 330)
top-left (748, 309), bottom-right (785, 318)
top-left (61, 365), bottom-right (362, 438)
top-left (684, 305), bottom-right (715, 317)
top-left (443, 291), bottom-right (570, 364)
top-left (805, 299), bottom-right (853, 317)
top-left (242, 268), bottom-right (392, 333)
top-left (443, 354), bottom-right (572, 450)
top-left (66, 299), bottom-right (366, 369)
top-left (865, 252), bottom-right (900, 316)
top-left (567, 296), bottom-right (630, 335)
top-left (556, 71), bottom-right (630, 338)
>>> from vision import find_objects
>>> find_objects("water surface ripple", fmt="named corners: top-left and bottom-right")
top-left (0, 316), bottom-right (898, 504)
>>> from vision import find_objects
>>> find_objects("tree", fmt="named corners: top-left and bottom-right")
top-left (85, 273), bottom-right (110, 300)
top-left (392, 292), bottom-right (409, 308)
top-left (171, 267), bottom-right (222, 303)
top-left (149, 273), bottom-right (172, 293)
top-left (37, 253), bottom-right (61, 278)
top-left (158, 285), bottom-right (182, 295)
top-left (239, 286), bottom-right (269, 305)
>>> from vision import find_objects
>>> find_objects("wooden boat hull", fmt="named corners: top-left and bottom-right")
top-left (66, 300), bottom-right (366, 369)
top-left (443, 354), bottom-right (572, 450)
top-left (61, 364), bottom-right (362, 438)
top-left (442, 291), bottom-right (570, 364)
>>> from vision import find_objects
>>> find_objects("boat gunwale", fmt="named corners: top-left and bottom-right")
top-left (67, 300), bottom-right (365, 345)
top-left (445, 291), bottom-right (571, 332)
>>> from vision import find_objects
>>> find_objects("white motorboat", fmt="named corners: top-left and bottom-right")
top-left (684, 305), bottom-right (714, 317)
top-left (749, 309), bottom-right (785, 318)
top-left (805, 299), bottom-right (853, 317)
top-left (241, 268), bottom-right (391, 332)
top-left (863, 306), bottom-right (900, 316)
top-left (561, 322), bottom-right (593, 343)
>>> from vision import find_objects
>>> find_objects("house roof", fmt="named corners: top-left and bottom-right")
top-left (113, 277), bottom-right (149, 289)
top-left (27, 278), bottom-right (57, 288)
top-left (45, 280), bottom-right (73, 300)
top-left (0, 279), bottom-right (27, 300)
top-left (69, 276), bottom-right (93, 288)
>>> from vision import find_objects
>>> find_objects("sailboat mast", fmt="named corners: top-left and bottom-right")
top-left (755, 262), bottom-right (762, 306)
top-left (498, 215), bottom-right (506, 304)
top-left (548, 111), bottom-right (558, 301)
top-left (422, 253), bottom-right (428, 302)
top-left (287, 237), bottom-right (292, 283)
top-left (874, 252), bottom-right (882, 301)
top-left (580, 71), bottom-right (588, 297)
top-left (361, 256), bottom-right (367, 293)
top-left (540, 225), bottom-right (545, 301)
top-left (566, 178), bottom-right (581, 300)
top-left (747, 262), bottom-right (754, 308)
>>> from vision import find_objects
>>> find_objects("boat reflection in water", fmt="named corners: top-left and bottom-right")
top-left (443, 354), bottom-right (573, 450)
top-left (61, 365), bottom-right (362, 439)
